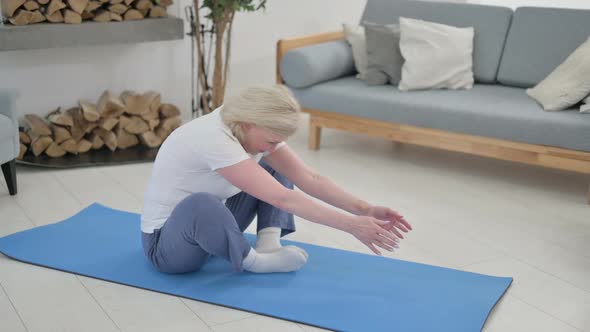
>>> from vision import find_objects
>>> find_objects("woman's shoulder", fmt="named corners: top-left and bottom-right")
top-left (170, 110), bottom-right (239, 150)
top-left (178, 109), bottom-right (222, 135)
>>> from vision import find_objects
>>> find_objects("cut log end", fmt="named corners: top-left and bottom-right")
top-left (99, 117), bottom-right (119, 131)
top-left (63, 9), bottom-right (82, 23)
top-left (31, 136), bottom-right (53, 156)
top-left (97, 90), bottom-right (125, 117)
top-left (149, 5), bottom-right (166, 18)
top-left (134, 0), bottom-right (152, 10)
top-left (60, 138), bottom-right (79, 154)
top-left (110, 12), bottom-right (122, 21)
top-left (103, 131), bottom-right (118, 151)
top-left (47, 0), bottom-right (66, 16)
top-left (159, 103), bottom-right (180, 118)
top-left (46, 10), bottom-right (64, 22)
top-left (93, 9), bottom-right (111, 22)
top-left (81, 10), bottom-right (95, 20)
top-left (4, 0), bottom-right (26, 17)
top-left (18, 143), bottom-right (27, 160)
top-left (52, 125), bottom-right (72, 144)
top-left (25, 114), bottom-right (52, 136)
top-left (9, 10), bottom-right (33, 26)
top-left (66, 107), bottom-right (90, 141)
top-left (45, 142), bottom-right (67, 158)
top-left (148, 118), bottom-right (160, 131)
top-left (23, 1), bottom-right (40, 11)
top-left (85, 0), bottom-right (101, 12)
top-left (124, 9), bottom-right (143, 20)
top-left (66, 0), bottom-right (88, 14)
top-left (156, 116), bottom-right (181, 140)
top-left (124, 116), bottom-right (149, 134)
top-left (19, 131), bottom-right (31, 145)
top-left (138, 131), bottom-right (162, 148)
top-left (47, 107), bottom-right (74, 127)
top-left (89, 133), bottom-right (104, 150)
top-left (77, 139), bottom-right (93, 153)
top-left (115, 123), bottom-right (139, 149)
top-left (108, 3), bottom-right (126, 14)
top-left (122, 90), bottom-right (158, 115)
top-left (79, 100), bottom-right (100, 122)
top-left (30, 10), bottom-right (46, 23)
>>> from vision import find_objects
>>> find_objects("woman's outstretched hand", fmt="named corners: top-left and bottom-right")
top-left (367, 206), bottom-right (412, 239)
top-left (346, 215), bottom-right (401, 255)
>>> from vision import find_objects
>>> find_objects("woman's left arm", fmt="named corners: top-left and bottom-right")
top-left (264, 145), bottom-right (412, 235)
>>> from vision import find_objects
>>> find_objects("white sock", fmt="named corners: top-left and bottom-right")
top-left (256, 227), bottom-right (282, 253)
top-left (256, 227), bottom-right (308, 258)
top-left (242, 246), bottom-right (308, 273)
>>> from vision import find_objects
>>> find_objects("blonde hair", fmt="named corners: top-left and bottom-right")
top-left (220, 85), bottom-right (301, 142)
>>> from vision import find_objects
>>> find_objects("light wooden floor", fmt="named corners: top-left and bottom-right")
top-left (1, 114), bottom-right (589, 332)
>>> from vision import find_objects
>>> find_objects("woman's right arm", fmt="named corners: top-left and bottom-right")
top-left (217, 159), bottom-right (399, 254)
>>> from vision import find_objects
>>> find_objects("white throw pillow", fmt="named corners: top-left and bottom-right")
top-left (526, 37), bottom-right (590, 112)
top-left (398, 17), bottom-right (474, 91)
top-left (343, 24), bottom-right (368, 80)
top-left (581, 95), bottom-right (590, 113)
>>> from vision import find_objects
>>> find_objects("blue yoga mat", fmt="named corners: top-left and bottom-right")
top-left (0, 203), bottom-right (511, 332)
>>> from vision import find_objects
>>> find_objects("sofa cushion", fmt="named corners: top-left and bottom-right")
top-left (497, 7), bottom-right (590, 88)
top-left (526, 37), bottom-right (590, 111)
top-left (398, 17), bottom-right (474, 91)
top-left (280, 40), bottom-right (356, 89)
top-left (361, 0), bottom-right (512, 84)
top-left (363, 23), bottom-right (403, 86)
top-left (289, 77), bottom-right (590, 152)
top-left (343, 24), bottom-right (369, 80)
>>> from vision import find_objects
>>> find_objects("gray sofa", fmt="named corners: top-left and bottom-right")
top-left (0, 90), bottom-right (19, 195)
top-left (277, 0), bottom-right (590, 202)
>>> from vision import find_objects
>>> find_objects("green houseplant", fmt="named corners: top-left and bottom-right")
top-left (192, 0), bottom-right (267, 114)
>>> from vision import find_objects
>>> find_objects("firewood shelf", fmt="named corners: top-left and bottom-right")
top-left (0, 16), bottom-right (183, 51)
top-left (17, 144), bottom-right (159, 168)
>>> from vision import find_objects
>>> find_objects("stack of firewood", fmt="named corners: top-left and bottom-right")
top-left (18, 90), bottom-right (181, 159)
top-left (2, 0), bottom-right (172, 25)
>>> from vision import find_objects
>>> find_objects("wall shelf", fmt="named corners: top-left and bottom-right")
top-left (0, 16), bottom-right (184, 51)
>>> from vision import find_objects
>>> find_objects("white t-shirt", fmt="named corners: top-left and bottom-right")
top-left (140, 107), bottom-right (286, 233)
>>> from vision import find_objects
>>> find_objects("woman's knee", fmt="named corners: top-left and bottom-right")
top-left (177, 192), bottom-right (239, 232)
top-left (259, 160), bottom-right (293, 189)
top-left (168, 193), bottom-right (226, 227)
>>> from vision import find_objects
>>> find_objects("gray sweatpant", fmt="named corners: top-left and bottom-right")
top-left (141, 160), bottom-right (295, 273)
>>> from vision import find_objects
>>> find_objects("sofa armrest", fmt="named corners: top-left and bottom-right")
top-left (276, 31), bottom-right (346, 84)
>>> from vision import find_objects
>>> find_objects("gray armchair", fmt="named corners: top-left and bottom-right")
top-left (0, 90), bottom-right (18, 195)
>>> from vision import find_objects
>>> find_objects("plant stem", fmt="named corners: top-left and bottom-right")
top-left (193, 0), bottom-right (211, 114)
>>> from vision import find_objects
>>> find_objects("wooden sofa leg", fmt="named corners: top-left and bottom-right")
top-left (1, 159), bottom-right (17, 196)
top-left (309, 122), bottom-right (322, 151)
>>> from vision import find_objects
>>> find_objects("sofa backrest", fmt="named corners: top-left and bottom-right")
top-left (361, 0), bottom-right (512, 84)
top-left (497, 7), bottom-right (590, 88)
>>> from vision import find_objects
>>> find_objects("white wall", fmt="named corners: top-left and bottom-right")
top-left (225, 1), bottom-right (366, 96)
top-left (0, 1), bottom-right (366, 123)
top-left (466, 0), bottom-right (590, 9)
